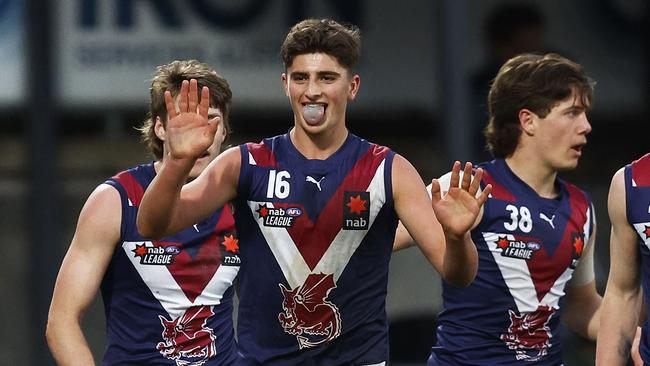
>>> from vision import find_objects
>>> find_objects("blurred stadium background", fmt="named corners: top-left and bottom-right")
top-left (0, 0), bottom-right (647, 364)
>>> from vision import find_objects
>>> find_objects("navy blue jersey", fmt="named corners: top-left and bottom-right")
top-left (233, 133), bottom-right (397, 365)
top-left (625, 154), bottom-right (650, 363)
top-left (430, 159), bottom-right (594, 365)
top-left (101, 163), bottom-right (240, 365)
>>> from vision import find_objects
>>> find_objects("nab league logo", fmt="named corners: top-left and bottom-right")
top-left (570, 232), bottom-right (585, 269)
top-left (500, 305), bottom-right (555, 361)
top-left (495, 235), bottom-right (541, 260)
top-left (157, 305), bottom-right (217, 366)
top-left (132, 243), bottom-right (180, 265)
top-left (343, 191), bottom-right (370, 230)
top-left (278, 273), bottom-right (342, 349)
top-left (256, 203), bottom-right (301, 228)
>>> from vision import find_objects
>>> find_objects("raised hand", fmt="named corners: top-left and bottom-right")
top-left (164, 79), bottom-right (219, 160)
top-left (431, 161), bottom-right (492, 240)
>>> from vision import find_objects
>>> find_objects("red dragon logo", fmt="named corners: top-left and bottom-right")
top-left (156, 305), bottom-right (217, 366)
top-left (500, 305), bottom-right (555, 361)
top-left (278, 273), bottom-right (342, 349)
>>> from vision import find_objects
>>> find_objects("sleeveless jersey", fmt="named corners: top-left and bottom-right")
top-left (234, 133), bottom-right (397, 365)
top-left (624, 153), bottom-right (650, 363)
top-left (430, 159), bottom-right (594, 365)
top-left (101, 163), bottom-right (240, 365)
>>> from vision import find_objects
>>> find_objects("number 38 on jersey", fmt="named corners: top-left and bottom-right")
top-left (504, 204), bottom-right (533, 233)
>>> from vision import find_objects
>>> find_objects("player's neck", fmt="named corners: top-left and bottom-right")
top-left (289, 126), bottom-right (348, 160)
top-left (505, 154), bottom-right (558, 199)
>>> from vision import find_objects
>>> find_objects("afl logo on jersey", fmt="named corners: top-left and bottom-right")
top-left (343, 191), bottom-right (370, 230)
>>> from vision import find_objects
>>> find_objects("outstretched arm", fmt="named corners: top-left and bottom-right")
top-left (137, 79), bottom-right (239, 238)
top-left (596, 168), bottom-right (643, 365)
top-left (46, 184), bottom-right (121, 365)
top-left (393, 158), bottom-right (491, 286)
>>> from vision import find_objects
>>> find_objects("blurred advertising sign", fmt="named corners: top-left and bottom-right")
top-left (56, 0), bottom-right (358, 107)
top-left (0, 0), bottom-right (24, 106)
top-left (55, 0), bottom-right (437, 110)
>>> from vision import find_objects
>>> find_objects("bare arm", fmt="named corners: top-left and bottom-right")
top-left (137, 79), bottom-right (239, 238)
top-left (596, 168), bottom-right (643, 365)
top-left (46, 184), bottom-right (121, 365)
top-left (563, 226), bottom-right (602, 340)
top-left (393, 158), bottom-right (490, 286)
top-left (393, 168), bottom-right (484, 252)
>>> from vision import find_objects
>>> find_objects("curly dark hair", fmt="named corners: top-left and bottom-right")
top-left (281, 18), bottom-right (361, 71)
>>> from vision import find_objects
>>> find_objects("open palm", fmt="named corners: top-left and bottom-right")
top-left (165, 79), bottom-right (220, 160)
top-left (432, 162), bottom-right (492, 240)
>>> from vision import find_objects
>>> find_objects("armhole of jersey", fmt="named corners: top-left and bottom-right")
top-left (569, 235), bottom-right (595, 286)
top-left (569, 191), bottom-right (596, 287)
top-left (237, 144), bottom-right (251, 203)
top-left (624, 164), bottom-right (633, 226)
top-left (104, 179), bottom-right (128, 242)
top-left (383, 151), bottom-right (395, 213)
top-left (584, 191), bottom-right (595, 239)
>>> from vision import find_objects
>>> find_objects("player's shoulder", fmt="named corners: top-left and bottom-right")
top-left (81, 182), bottom-right (122, 220)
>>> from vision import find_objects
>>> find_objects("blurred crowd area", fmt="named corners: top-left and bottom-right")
top-left (1, 0), bottom-right (647, 364)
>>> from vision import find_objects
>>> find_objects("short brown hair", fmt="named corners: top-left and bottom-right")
top-left (280, 18), bottom-right (361, 71)
top-left (484, 53), bottom-right (595, 158)
top-left (138, 60), bottom-right (232, 160)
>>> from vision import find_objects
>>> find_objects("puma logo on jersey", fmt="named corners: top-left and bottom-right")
top-left (306, 176), bottom-right (325, 191)
top-left (539, 213), bottom-right (556, 229)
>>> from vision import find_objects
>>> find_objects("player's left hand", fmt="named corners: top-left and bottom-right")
top-left (431, 161), bottom-right (492, 241)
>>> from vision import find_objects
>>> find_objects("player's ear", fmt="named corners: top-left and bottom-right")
top-left (281, 73), bottom-right (290, 97)
top-left (519, 109), bottom-right (536, 136)
top-left (347, 74), bottom-right (360, 101)
top-left (154, 117), bottom-right (166, 141)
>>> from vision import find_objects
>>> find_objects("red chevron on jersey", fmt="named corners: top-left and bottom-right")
top-left (483, 169), bottom-right (516, 202)
top-left (284, 145), bottom-right (388, 269)
top-left (112, 170), bottom-right (145, 206)
top-left (482, 185), bottom-right (591, 312)
top-left (247, 146), bottom-right (389, 289)
top-left (121, 204), bottom-right (239, 318)
top-left (632, 153), bottom-right (650, 187)
top-left (164, 209), bottom-right (235, 302)
top-left (247, 142), bottom-right (279, 168)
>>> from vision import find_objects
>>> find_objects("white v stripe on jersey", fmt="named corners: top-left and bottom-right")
top-left (248, 152), bottom-right (257, 165)
top-left (248, 160), bottom-right (387, 288)
top-left (484, 232), bottom-right (539, 313)
top-left (122, 241), bottom-right (238, 319)
top-left (483, 232), bottom-right (575, 313)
